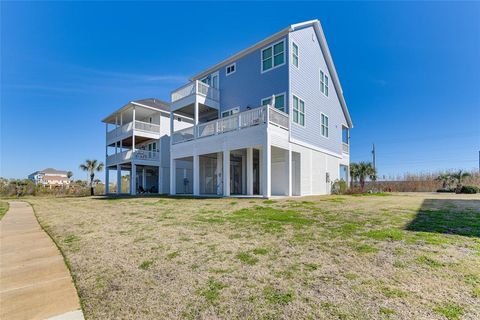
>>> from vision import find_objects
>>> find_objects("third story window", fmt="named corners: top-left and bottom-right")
top-left (262, 41), bottom-right (285, 72)
top-left (292, 42), bottom-right (299, 67)
top-left (262, 94), bottom-right (285, 112)
top-left (226, 63), bottom-right (236, 75)
top-left (320, 70), bottom-right (329, 96)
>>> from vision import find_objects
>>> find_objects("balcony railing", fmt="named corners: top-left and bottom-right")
top-left (106, 120), bottom-right (160, 141)
top-left (106, 149), bottom-right (160, 165)
top-left (342, 143), bottom-right (349, 154)
top-left (172, 105), bottom-right (288, 144)
top-left (171, 80), bottom-right (220, 103)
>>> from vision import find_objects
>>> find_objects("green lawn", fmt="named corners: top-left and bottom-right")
top-left (27, 193), bottom-right (480, 319)
top-left (0, 201), bottom-right (9, 220)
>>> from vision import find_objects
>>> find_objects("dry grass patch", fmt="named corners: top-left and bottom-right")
top-left (27, 192), bottom-right (480, 319)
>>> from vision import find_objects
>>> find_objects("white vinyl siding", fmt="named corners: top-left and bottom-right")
top-left (292, 42), bottom-right (299, 67)
top-left (262, 40), bottom-right (285, 72)
top-left (262, 93), bottom-right (285, 112)
top-left (293, 96), bottom-right (305, 126)
top-left (320, 70), bottom-right (329, 97)
top-left (321, 113), bottom-right (329, 137)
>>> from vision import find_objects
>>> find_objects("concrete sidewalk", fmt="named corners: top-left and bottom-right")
top-left (0, 201), bottom-right (83, 320)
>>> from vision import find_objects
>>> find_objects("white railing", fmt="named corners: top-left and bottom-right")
top-left (106, 121), bottom-right (159, 141)
top-left (342, 143), bottom-right (349, 154)
top-left (268, 107), bottom-right (289, 129)
top-left (172, 127), bottom-right (195, 144)
top-left (134, 120), bottom-right (160, 133)
top-left (106, 149), bottom-right (160, 165)
top-left (172, 105), bottom-right (288, 144)
top-left (171, 80), bottom-right (220, 102)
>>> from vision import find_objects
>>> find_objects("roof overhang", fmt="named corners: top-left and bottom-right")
top-left (102, 100), bottom-right (170, 124)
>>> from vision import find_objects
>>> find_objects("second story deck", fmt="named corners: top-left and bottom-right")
top-left (172, 105), bottom-right (289, 145)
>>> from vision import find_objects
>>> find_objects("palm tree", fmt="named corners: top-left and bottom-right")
top-left (349, 163), bottom-right (360, 188)
top-left (435, 173), bottom-right (452, 189)
top-left (356, 161), bottom-right (377, 191)
top-left (79, 159), bottom-right (104, 196)
top-left (67, 171), bottom-right (73, 180)
top-left (451, 170), bottom-right (471, 192)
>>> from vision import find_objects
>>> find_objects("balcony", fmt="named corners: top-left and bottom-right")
top-left (171, 80), bottom-right (219, 103)
top-left (106, 120), bottom-right (160, 142)
top-left (106, 149), bottom-right (160, 166)
top-left (172, 105), bottom-right (289, 144)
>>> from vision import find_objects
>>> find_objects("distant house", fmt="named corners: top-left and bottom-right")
top-left (28, 168), bottom-right (71, 186)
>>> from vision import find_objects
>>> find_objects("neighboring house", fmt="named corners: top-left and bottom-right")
top-left (103, 19), bottom-right (352, 197)
top-left (28, 168), bottom-right (71, 186)
top-left (102, 98), bottom-right (192, 194)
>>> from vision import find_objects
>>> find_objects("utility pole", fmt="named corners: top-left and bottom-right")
top-left (372, 143), bottom-right (376, 171)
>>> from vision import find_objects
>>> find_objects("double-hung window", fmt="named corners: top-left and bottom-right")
top-left (221, 107), bottom-right (239, 118)
top-left (262, 40), bottom-right (285, 72)
top-left (320, 70), bottom-right (329, 96)
top-left (292, 42), bottom-right (299, 67)
top-left (292, 96), bottom-right (305, 126)
top-left (321, 114), bottom-right (329, 137)
top-left (261, 93), bottom-right (285, 112)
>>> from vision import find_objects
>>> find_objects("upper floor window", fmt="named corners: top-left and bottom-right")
top-left (221, 107), bottom-right (239, 118)
top-left (321, 113), bottom-right (329, 137)
top-left (320, 70), bottom-right (329, 97)
top-left (262, 40), bottom-right (285, 72)
top-left (292, 95), bottom-right (305, 126)
top-left (292, 42), bottom-right (299, 67)
top-left (262, 93), bottom-right (285, 112)
top-left (342, 126), bottom-right (349, 144)
top-left (226, 63), bottom-right (236, 76)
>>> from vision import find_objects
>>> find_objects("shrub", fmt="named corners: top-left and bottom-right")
top-left (459, 185), bottom-right (479, 194)
top-left (331, 180), bottom-right (347, 194)
top-left (436, 188), bottom-right (455, 193)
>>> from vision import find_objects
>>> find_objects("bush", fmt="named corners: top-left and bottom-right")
top-left (331, 180), bottom-right (347, 194)
top-left (458, 185), bottom-right (479, 194)
top-left (436, 188), bottom-right (455, 193)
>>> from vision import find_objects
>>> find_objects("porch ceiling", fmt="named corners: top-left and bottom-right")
top-left (174, 103), bottom-right (217, 118)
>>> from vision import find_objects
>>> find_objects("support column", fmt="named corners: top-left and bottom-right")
top-left (105, 168), bottom-right (110, 194)
top-left (132, 107), bottom-right (136, 152)
top-left (170, 158), bottom-right (176, 195)
top-left (158, 166), bottom-right (162, 194)
top-left (142, 167), bottom-right (146, 191)
top-left (131, 163), bottom-right (136, 195)
top-left (262, 143), bottom-right (271, 198)
top-left (193, 155), bottom-right (200, 196)
top-left (223, 149), bottom-right (230, 197)
top-left (285, 147), bottom-right (292, 196)
top-left (116, 164), bottom-right (121, 195)
top-left (194, 102), bottom-right (199, 138)
top-left (246, 148), bottom-right (253, 195)
top-left (216, 152), bottom-right (223, 195)
top-left (170, 111), bottom-right (174, 136)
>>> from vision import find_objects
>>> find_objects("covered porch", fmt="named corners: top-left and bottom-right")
top-left (170, 145), bottom-right (300, 198)
top-left (105, 164), bottom-right (162, 195)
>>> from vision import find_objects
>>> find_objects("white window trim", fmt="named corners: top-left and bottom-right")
top-left (221, 107), bottom-right (240, 118)
top-left (261, 92), bottom-right (286, 112)
top-left (291, 95), bottom-right (306, 127)
top-left (321, 113), bottom-right (329, 138)
top-left (226, 63), bottom-right (236, 76)
top-left (260, 39), bottom-right (286, 74)
top-left (292, 42), bottom-right (299, 68)
top-left (320, 69), bottom-right (329, 97)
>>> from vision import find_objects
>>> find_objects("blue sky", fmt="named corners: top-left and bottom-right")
top-left (1, 1), bottom-right (479, 181)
